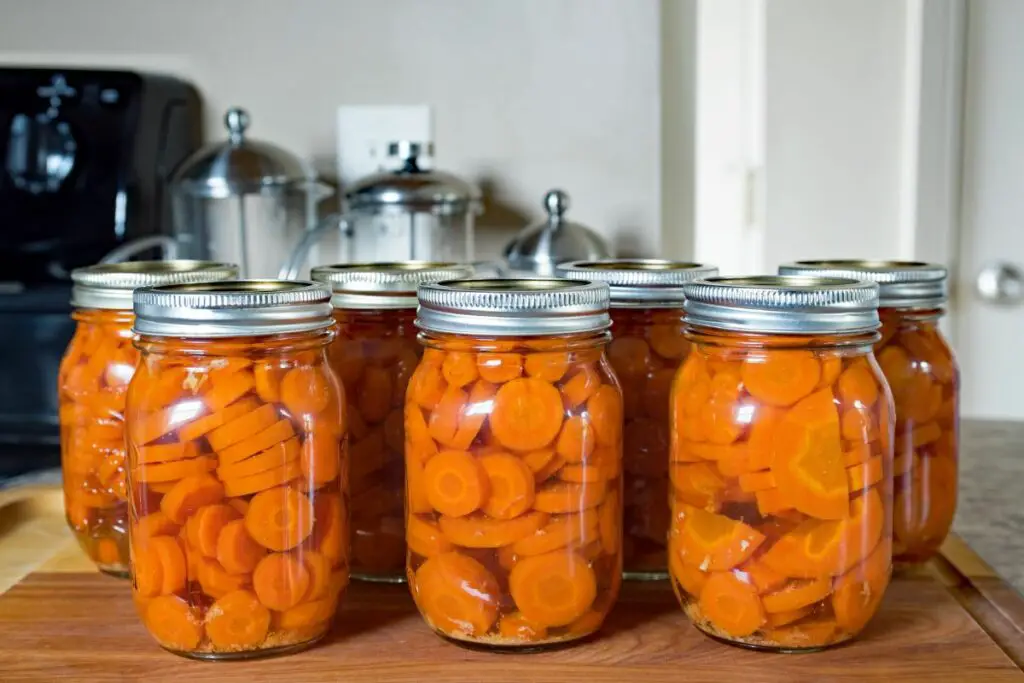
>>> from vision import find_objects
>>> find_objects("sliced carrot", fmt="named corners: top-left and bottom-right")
top-left (598, 487), bottom-right (620, 555)
top-left (498, 612), bottom-right (548, 642)
top-left (738, 470), bottom-right (777, 493)
top-left (276, 598), bottom-right (335, 631)
top-left (134, 511), bottom-right (180, 540)
top-left (771, 388), bottom-right (849, 520)
top-left (220, 421), bottom-right (296, 469)
top-left (136, 455), bottom-right (216, 484)
top-left (130, 399), bottom-right (208, 445)
top-left (837, 361), bottom-right (879, 408)
top-left (741, 351), bottom-right (820, 407)
top-left (491, 377), bottom-right (565, 452)
top-left (532, 453), bottom-right (566, 484)
top-left (309, 492), bottom-right (345, 566)
top-left (299, 430), bottom-right (340, 488)
top-left (280, 366), bottom-right (332, 416)
top-left (207, 403), bottom-right (279, 453)
top-left (438, 511), bottom-right (549, 548)
top-left (254, 362), bottom-right (285, 403)
top-left (608, 337), bottom-right (651, 379)
top-left (817, 356), bottom-right (843, 389)
top-left (252, 552), bottom-right (311, 611)
top-left (587, 385), bottom-right (623, 447)
top-left (450, 380), bottom-right (495, 450)
top-left (302, 550), bottom-right (333, 601)
top-left (558, 464), bottom-right (605, 483)
top-left (133, 367), bottom-right (190, 413)
top-left (177, 397), bottom-right (259, 443)
top-left (734, 557), bottom-right (788, 594)
top-left (766, 605), bottom-right (812, 628)
top-left (555, 415), bottom-right (598, 464)
top-left (833, 538), bottom-right (890, 633)
top-left (847, 456), bottom-right (884, 492)
top-left (670, 461), bottom-right (727, 509)
top-left (144, 535), bottom-right (186, 595)
top-left (159, 474), bottom-right (224, 524)
top-left (524, 351), bottom-right (570, 382)
top-left (405, 405), bottom-right (438, 463)
top-left (190, 504), bottom-right (241, 558)
top-left (144, 595), bottom-right (203, 651)
top-left (521, 448), bottom-right (556, 474)
top-left (216, 519), bottom-right (267, 574)
top-left (407, 458), bottom-right (433, 515)
top-left (223, 459), bottom-right (302, 497)
top-left (202, 370), bottom-right (256, 412)
top-left (512, 510), bottom-right (599, 556)
top-left (244, 486), bottom-right (314, 551)
top-left (408, 516), bottom-right (453, 558)
top-left (477, 352), bottom-right (523, 384)
top-left (509, 551), bottom-right (597, 628)
top-left (480, 453), bottom-right (536, 519)
top-left (533, 481), bottom-right (606, 513)
top-left (561, 365), bottom-right (602, 408)
top-left (205, 589), bottom-right (270, 649)
top-left (422, 449), bottom-right (489, 517)
top-left (415, 551), bottom-right (500, 636)
top-left (196, 556), bottom-right (248, 598)
top-left (137, 441), bottom-right (200, 465)
top-left (442, 351), bottom-right (479, 388)
top-left (761, 578), bottom-right (832, 613)
top-left (674, 505), bottom-right (765, 571)
top-left (763, 617), bottom-right (838, 649)
top-left (427, 386), bottom-right (467, 448)
top-left (843, 443), bottom-right (873, 468)
top-left (217, 438), bottom-right (300, 481)
top-left (697, 572), bottom-right (766, 637)
top-left (408, 362), bottom-right (447, 410)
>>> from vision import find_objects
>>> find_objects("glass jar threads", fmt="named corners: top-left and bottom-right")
top-left (779, 261), bottom-right (958, 563)
top-left (59, 260), bottom-right (238, 576)
top-left (557, 259), bottom-right (719, 580)
top-left (125, 281), bottom-right (347, 659)
top-left (406, 279), bottom-right (623, 648)
top-left (311, 261), bottom-right (473, 581)
top-left (670, 276), bottom-right (894, 651)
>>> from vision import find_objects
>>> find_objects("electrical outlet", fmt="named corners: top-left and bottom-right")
top-left (336, 105), bottom-right (433, 186)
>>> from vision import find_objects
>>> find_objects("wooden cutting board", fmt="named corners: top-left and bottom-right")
top-left (0, 486), bottom-right (1021, 682)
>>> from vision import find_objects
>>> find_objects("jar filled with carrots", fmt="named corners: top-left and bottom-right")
top-left (779, 261), bottom-right (958, 563)
top-left (125, 281), bottom-right (347, 659)
top-left (59, 261), bottom-right (238, 576)
top-left (670, 276), bottom-right (894, 651)
top-left (558, 259), bottom-right (719, 580)
top-left (406, 278), bottom-right (623, 648)
top-left (311, 262), bottom-right (473, 582)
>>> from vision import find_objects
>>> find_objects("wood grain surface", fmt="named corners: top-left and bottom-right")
top-left (0, 568), bottom-right (1020, 683)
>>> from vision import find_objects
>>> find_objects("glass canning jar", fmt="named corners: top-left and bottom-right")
top-left (670, 276), bottom-right (894, 651)
top-left (125, 281), bottom-right (347, 659)
top-left (311, 262), bottom-right (473, 582)
top-left (406, 279), bottom-right (623, 648)
top-left (59, 261), bottom-right (238, 576)
top-left (557, 259), bottom-right (719, 580)
top-left (779, 261), bottom-right (958, 563)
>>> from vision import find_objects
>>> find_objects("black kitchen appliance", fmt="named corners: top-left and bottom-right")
top-left (0, 67), bottom-right (201, 477)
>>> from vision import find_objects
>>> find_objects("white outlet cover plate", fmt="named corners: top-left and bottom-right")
top-left (336, 105), bottom-right (433, 186)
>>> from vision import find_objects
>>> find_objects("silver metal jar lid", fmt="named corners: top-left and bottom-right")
top-left (777, 260), bottom-right (948, 308)
top-left (557, 259), bottom-right (719, 307)
top-left (417, 278), bottom-right (611, 337)
top-left (310, 261), bottom-right (474, 309)
top-left (682, 276), bottom-right (880, 334)
top-left (133, 280), bottom-right (333, 338)
top-left (71, 260), bottom-right (240, 310)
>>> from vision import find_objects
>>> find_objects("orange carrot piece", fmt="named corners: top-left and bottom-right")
top-left (407, 516), bottom-right (453, 558)
top-left (741, 351), bottom-right (821, 407)
top-left (216, 438), bottom-right (300, 481)
top-left (509, 551), bottom-right (596, 628)
top-left (761, 578), bottom-right (832, 613)
top-left (254, 362), bottom-right (285, 403)
top-left (252, 552), bottom-right (311, 611)
top-left (133, 511), bottom-right (179, 540)
top-left (675, 506), bottom-right (765, 571)
top-left (524, 352), bottom-right (570, 382)
top-left (178, 397), bottom-right (259, 443)
top-left (587, 385), bottom-right (623, 447)
top-left (442, 351), bottom-right (479, 388)
top-left (560, 366), bottom-right (602, 408)
top-left (422, 449), bottom-right (489, 517)
top-left (299, 430), bottom-right (340, 488)
top-left (302, 550), bottom-right (333, 601)
top-left (415, 551), bottom-right (501, 636)
top-left (159, 474), bottom-right (224, 524)
top-left (836, 362), bottom-right (879, 408)
top-left (135, 455), bottom-right (216, 484)
top-left (191, 504), bottom-right (241, 558)
top-left (533, 481), bottom-right (606, 513)
top-left (491, 378), bottom-right (566, 452)
top-left (219, 419), bottom-right (296, 466)
top-left (216, 519), bottom-right (267, 574)
top-left (555, 415), bottom-right (597, 464)
top-left (201, 370), bottom-right (256, 412)
top-left (309, 492), bottom-right (345, 566)
top-left (280, 366), bottom-right (332, 417)
top-left (698, 572), bottom-right (766, 637)
top-left (512, 510), bottom-right (599, 557)
top-left (196, 556), bottom-right (248, 598)
top-left (476, 352), bottom-right (523, 384)
top-left (144, 595), bottom-right (203, 651)
top-left (205, 589), bottom-right (270, 649)
top-left (244, 486), bottom-right (314, 551)
top-left (223, 460), bottom-right (303, 498)
top-left (207, 403), bottom-right (279, 452)
top-left (276, 598), bottom-right (335, 631)
top-left (438, 511), bottom-right (549, 548)
top-left (136, 442), bottom-right (200, 465)
top-left (847, 456), bottom-right (884, 492)
top-left (480, 453), bottom-right (536, 519)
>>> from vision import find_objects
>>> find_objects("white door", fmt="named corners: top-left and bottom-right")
top-left (956, 0), bottom-right (1024, 420)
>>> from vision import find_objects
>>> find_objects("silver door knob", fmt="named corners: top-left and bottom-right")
top-left (976, 263), bottom-right (1024, 305)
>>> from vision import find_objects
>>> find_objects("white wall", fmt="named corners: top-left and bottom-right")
top-left (0, 0), bottom-right (664, 267)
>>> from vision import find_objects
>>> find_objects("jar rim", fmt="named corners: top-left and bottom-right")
top-left (311, 261), bottom-right (474, 309)
top-left (70, 260), bottom-right (239, 310)
top-left (778, 260), bottom-right (947, 308)
top-left (556, 259), bottom-right (719, 307)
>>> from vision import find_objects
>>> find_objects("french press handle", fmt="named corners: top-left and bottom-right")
top-left (277, 213), bottom-right (352, 281)
top-left (98, 235), bottom-right (181, 264)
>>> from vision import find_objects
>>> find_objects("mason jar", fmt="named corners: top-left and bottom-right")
top-left (406, 279), bottom-right (623, 648)
top-left (557, 259), bottom-right (719, 580)
top-left (311, 262), bottom-right (473, 581)
top-left (779, 261), bottom-right (958, 563)
top-left (125, 281), bottom-right (347, 659)
top-left (670, 276), bottom-right (894, 651)
top-left (59, 261), bottom-right (238, 576)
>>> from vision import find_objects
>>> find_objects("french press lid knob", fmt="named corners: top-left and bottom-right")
top-left (544, 189), bottom-right (570, 222)
top-left (225, 107), bottom-right (250, 144)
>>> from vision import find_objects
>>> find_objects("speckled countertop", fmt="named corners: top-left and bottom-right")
top-left (4, 419), bottom-right (1022, 592)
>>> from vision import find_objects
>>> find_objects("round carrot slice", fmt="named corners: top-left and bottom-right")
top-left (587, 385), bottom-right (623, 447)
top-left (741, 351), bottom-right (821, 407)
top-left (406, 405), bottom-right (438, 463)
top-left (299, 430), bottom-right (340, 488)
top-left (159, 474), bottom-right (224, 525)
top-left (205, 589), bottom-right (270, 649)
top-left (598, 488), bottom-right (620, 555)
top-left (309, 492), bottom-right (345, 566)
top-left (697, 571), bottom-right (766, 637)
top-left (438, 511), bottom-right (548, 548)
top-left (216, 519), bottom-right (267, 574)
top-left (178, 397), bottom-right (259, 443)
top-left (244, 486), bottom-right (314, 551)
top-left (408, 363), bottom-right (447, 410)
top-left (442, 352), bottom-right (479, 388)
top-left (817, 356), bottom-right (843, 389)
top-left (555, 416), bottom-right (597, 464)
top-left (207, 403), bottom-right (279, 453)
top-left (408, 516), bottom-right (453, 558)
top-left (498, 612), bottom-right (548, 642)
top-left (133, 511), bottom-right (179, 540)
top-left (201, 370), bottom-right (256, 412)
top-left (280, 366), bottom-right (332, 417)
top-left (415, 552), bottom-right (500, 636)
top-left (766, 606), bottom-right (812, 628)
top-left (837, 361), bottom-right (879, 408)
top-left (561, 366), bottom-right (601, 408)
top-left (150, 535), bottom-right (187, 595)
top-left (144, 595), bottom-right (203, 651)
top-left (524, 352), bottom-right (570, 382)
top-left (670, 545), bottom-right (708, 598)
top-left (480, 453), bottom-right (535, 519)
top-left (761, 578), bottom-right (832, 613)
top-left (509, 551), bottom-right (597, 628)
top-left (422, 449), bottom-right (489, 517)
top-left (216, 438), bottom-right (300, 481)
top-left (533, 481), bottom-right (606, 514)
top-left (136, 455), bottom-right (217, 484)
top-left (427, 386), bottom-right (467, 447)
top-left (670, 461), bottom-right (727, 508)
top-left (407, 458), bottom-right (433, 515)
top-left (847, 456), bottom-right (884, 492)
top-left (191, 504), bottom-right (241, 558)
top-left (301, 550), bottom-right (333, 601)
top-left (254, 362), bottom-right (284, 403)
top-left (276, 598), bottom-right (335, 631)
top-left (491, 378), bottom-right (565, 452)
top-left (512, 511), bottom-right (599, 556)
top-left (477, 353), bottom-right (523, 384)
top-left (196, 556), bottom-right (248, 598)
top-left (223, 459), bottom-right (303, 497)
top-left (833, 537), bottom-right (890, 633)
top-left (253, 552), bottom-right (311, 611)
top-left (771, 388), bottom-right (849, 520)
top-left (675, 506), bottom-right (765, 571)
top-left (136, 442), bottom-right (201, 465)
top-left (734, 558), bottom-right (787, 594)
